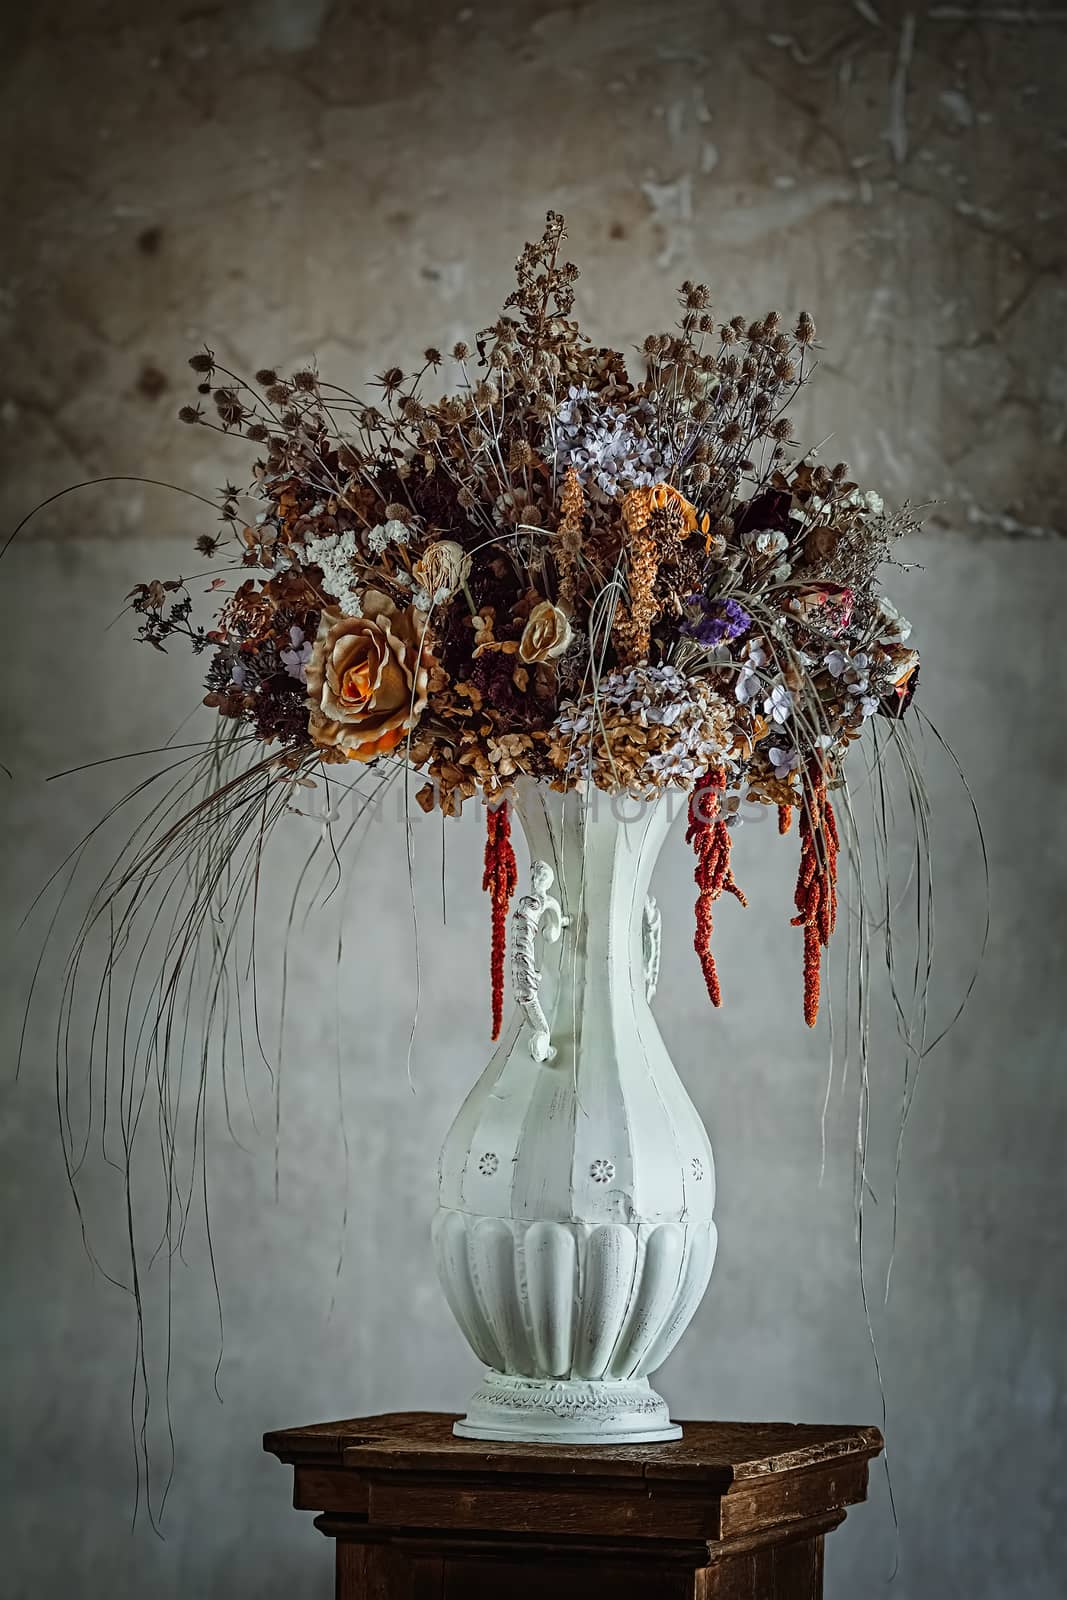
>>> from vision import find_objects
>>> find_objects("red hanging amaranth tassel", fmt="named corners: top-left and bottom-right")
top-left (778, 804), bottom-right (793, 835)
top-left (790, 767), bottom-right (839, 1027)
top-left (482, 800), bottom-right (517, 1041)
top-left (686, 770), bottom-right (747, 1007)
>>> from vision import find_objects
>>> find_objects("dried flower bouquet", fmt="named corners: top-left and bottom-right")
top-left (132, 213), bottom-right (920, 1030)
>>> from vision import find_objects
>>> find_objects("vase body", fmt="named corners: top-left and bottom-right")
top-left (433, 780), bottom-right (717, 1443)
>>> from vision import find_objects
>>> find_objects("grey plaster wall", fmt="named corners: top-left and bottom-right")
top-left (1, 3), bottom-right (1066, 1597)
top-left (3, 537), bottom-right (1065, 1597)
top-left (2, 0), bottom-right (1066, 542)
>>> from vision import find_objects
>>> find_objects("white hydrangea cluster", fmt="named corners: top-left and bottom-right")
top-left (552, 386), bottom-right (673, 500)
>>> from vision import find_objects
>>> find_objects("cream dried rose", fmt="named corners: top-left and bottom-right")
top-left (519, 600), bottom-right (572, 664)
top-left (306, 590), bottom-right (431, 762)
top-left (413, 539), bottom-right (472, 603)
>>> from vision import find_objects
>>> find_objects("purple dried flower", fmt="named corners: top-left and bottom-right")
top-left (683, 595), bottom-right (751, 648)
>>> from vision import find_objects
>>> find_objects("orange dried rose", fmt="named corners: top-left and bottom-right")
top-left (306, 590), bottom-right (431, 762)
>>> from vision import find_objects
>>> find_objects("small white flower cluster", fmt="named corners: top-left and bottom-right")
top-left (843, 487), bottom-right (886, 519)
top-left (741, 526), bottom-right (792, 582)
top-left (642, 737), bottom-right (719, 783)
top-left (302, 529), bottom-right (363, 616)
top-left (742, 528), bottom-right (789, 556)
top-left (825, 647), bottom-right (878, 719)
top-left (552, 386), bottom-right (672, 499)
top-left (555, 664), bottom-right (690, 731)
top-left (367, 518), bottom-right (411, 554)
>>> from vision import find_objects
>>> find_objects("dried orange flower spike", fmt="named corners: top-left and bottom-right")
top-left (555, 466), bottom-right (585, 607)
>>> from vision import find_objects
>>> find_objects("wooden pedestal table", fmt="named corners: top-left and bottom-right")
top-left (265, 1411), bottom-right (883, 1598)
top-left (267, 1414), bottom-right (883, 1600)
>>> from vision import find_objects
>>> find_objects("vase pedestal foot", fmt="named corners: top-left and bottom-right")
top-left (453, 1371), bottom-right (682, 1444)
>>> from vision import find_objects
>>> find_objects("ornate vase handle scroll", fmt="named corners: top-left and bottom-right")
top-left (642, 894), bottom-right (662, 1004)
top-left (511, 861), bottom-right (567, 1063)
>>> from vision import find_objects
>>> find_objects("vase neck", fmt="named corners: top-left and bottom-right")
top-left (510, 781), bottom-right (674, 993)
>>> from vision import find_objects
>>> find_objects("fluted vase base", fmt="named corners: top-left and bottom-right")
top-left (453, 1371), bottom-right (682, 1444)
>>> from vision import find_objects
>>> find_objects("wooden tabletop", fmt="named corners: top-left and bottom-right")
top-left (264, 1410), bottom-right (884, 1547)
top-left (265, 1409), bottom-right (882, 1481)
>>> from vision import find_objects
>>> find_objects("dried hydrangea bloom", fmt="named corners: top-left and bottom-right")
top-left (550, 665), bottom-right (735, 792)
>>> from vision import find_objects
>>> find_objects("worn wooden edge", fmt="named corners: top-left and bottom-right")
top-left (293, 1465), bottom-right (371, 1514)
top-left (263, 1412), bottom-right (884, 1490)
top-left (341, 1428), bottom-right (885, 1486)
top-left (719, 1457), bottom-right (872, 1540)
top-left (264, 1413), bottom-right (434, 1461)
top-left (278, 1453), bottom-right (872, 1550)
top-left (688, 1425), bottom-right (884, 1484)
top-left (315, 1516), bottom-right (718, 1563)
top-left (290, 1455), bottom-right (872, 1525)
top-left (312, 1506), bottom-right (849, 1562)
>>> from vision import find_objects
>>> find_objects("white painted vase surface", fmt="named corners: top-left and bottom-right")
top-left (433, 778), bottom-right (717, 1444)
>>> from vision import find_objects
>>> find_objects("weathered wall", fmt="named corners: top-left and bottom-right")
top-left (2, 3), bottom-right (1065, 1598)
top-left (3, 0), bottom-right (1066, 540)
top-left (4, 534), bottom-right (1065, 1598)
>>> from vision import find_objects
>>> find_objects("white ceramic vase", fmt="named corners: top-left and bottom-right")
top-left (433, 778), bottom-right (717, 1443)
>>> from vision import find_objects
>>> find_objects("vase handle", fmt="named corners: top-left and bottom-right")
top-left (642, 894), bottom-right (662, 1004)
top-left (512, 860), bottom-right (566, 1063)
